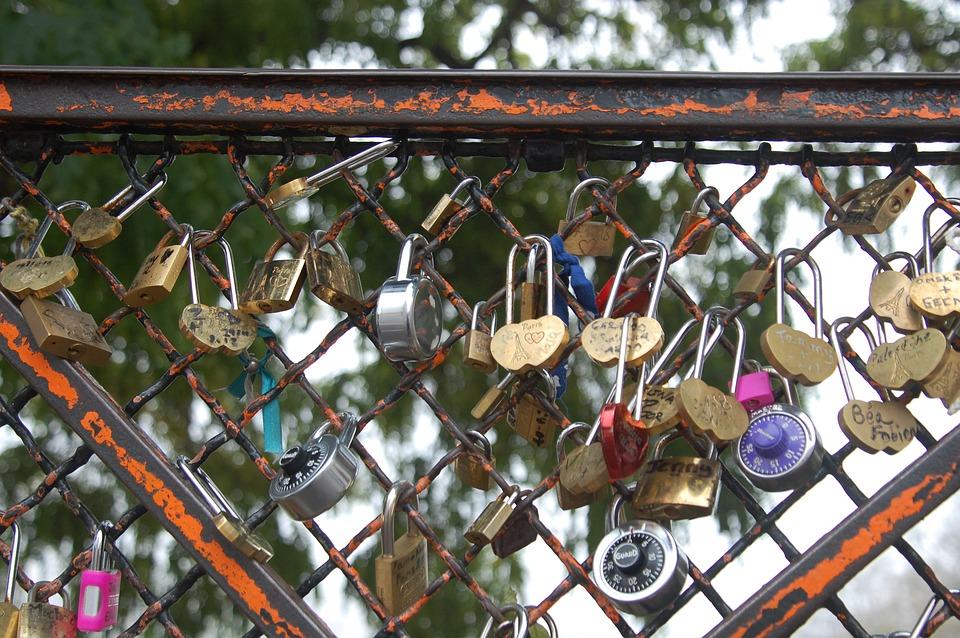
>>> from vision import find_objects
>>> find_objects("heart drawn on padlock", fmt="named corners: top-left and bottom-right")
top-left (760, 324), bottom-right (838, 386)
top-left (677, 379), bottom-right (749, 443)
top-left (909, 271), bottom-right (960, 319)
top-left (867, 328), bottom-right (948, 390)
top-left (870, 271), bottom-right (924, 332)
top-left (490, 315), bottom-right (569, 373)
top-left (581, 316), bottom-right (664, 368)
top-left (837, 400), bottom-right (918, 454)
top-left (179, 304), bottom-right (258, 355)
top-left (0, 256), bottom-right (79, 299)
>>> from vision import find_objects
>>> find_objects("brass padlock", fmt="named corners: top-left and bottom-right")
top-left (632, 431), bottom-right (721, 520)
top-left (833, 174), bottom-right (916, 235)
top-left (123, 223), bottom-right (193, 307)
top-left (557, 177), bottom-right (617, 257)
top-left (0, 203), bottom-right (86, 300)
top-left (463, 301), bottom-right (498, 374)
top-left (471, 373), bottom-right (517, 421)
top-left (519, 243), bottom-right (544, 322)
top-left (733, 259), bottom-right (773, 303)
top-left (305, 231), bottom-right (364, 314)
top-left (464, 486), bottom-right (520, 546)
top-left (72, 173), bottom-right (168, 248)
top-left (672, 187), bottom-right (719, 255)
top-left (0, 523), bottom-right (21, 638)
top-left (508, 370), bottom-right (561, 448)
top-left (239, 232), bottom-right (309, 314)
top-left (18, 582), bottom-right (75, 638)
top-left (375, 481), bottom-right (428, 616)
top-left (555, 423), bottom-right (603, 510)
top-left (454, 431), bottom-right (495, 491)
top-left (21, 290), bottom-right (112, 366)
top-left (177, 456), bottom-right (274, 562)
top-left (422, 176), bottom-right (480, 235)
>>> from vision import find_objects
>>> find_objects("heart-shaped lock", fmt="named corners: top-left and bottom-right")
top-left (833, 318), bottom-right (919, 454)
top-left (922, 338), bottom-right (960, 412)
top-left (759, 249), bottom-right (837, 385)
top-left (908, 199), bottom-right (960, 319)
top-left (581, 239), bottom-right (667, 367)
top-left (72, 172), bottom-right (168, 248)
top-left (490, 235), bottom-right (570, 373)
top-left (870, 251), bottom-right (925, 333)
top-left (178, 230), bottom-right (257, 355)
top-left (866, 328), bottom-right (948, 390)
top-left (676, 307), bottom-right (749, 443)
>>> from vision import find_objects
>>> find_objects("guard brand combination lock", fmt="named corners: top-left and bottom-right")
top-left (592, 494), bottom-right (688, 615)
top-left (76, 523), bottom-right (120, 632)
top-left (269, 412), bottom-right (360, 520)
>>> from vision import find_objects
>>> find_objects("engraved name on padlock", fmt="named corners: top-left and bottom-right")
top-left (239, 232), bottom-right (309, 314)
top-left (305, 230), bottom-right (364, 314)
top-left (633, 431), bottom-right (721, 520)
top-left (909, 199), bottom-right (960, 320)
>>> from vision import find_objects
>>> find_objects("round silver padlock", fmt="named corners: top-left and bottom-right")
top-left (269, 412), bottom-right (359, 520)
top-left (375, 233), bottom-right (443, 362)
top-left (592, 494), bottom-right (688, 615)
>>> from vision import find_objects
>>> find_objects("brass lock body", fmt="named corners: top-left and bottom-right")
top-left (464, 487), bottom-right (520, 546)
top-left (239, 232), bottom-right (309, 314)
top-left (632, 431), bottom-right (721, 520)
top-left (375, 481), bottom-right (428, 615)
top-left (508, 371), bottom-right (561, 448)
top-left (834, 174), bottom-right (915, 235)
top-left (123, 224), bottom-right (193, 307)
top-left (454, 431), bottom-right (495, 491)
top-left (463, 301), bottom-right (498, 374)
top-left (672, 187), bottom-right (719, 255)
top-left (733, 260), bottom-right (773, 303)
top-left (471, 373), bottom-right (516, 421)
top-left (557, 177), bottom-right (617, 257)
top-left (306, 232), bottom-right (364, 314)
top-left (555, 423), bottom-right (604, 510)
top-left (422, 176), bottom-right (480, 235)
top-left (18, 583), bottom-right (76, 638)
top-left (21, 293), bottom-right (112, 366)
top-left (72, 173), bottom-right (168, 248)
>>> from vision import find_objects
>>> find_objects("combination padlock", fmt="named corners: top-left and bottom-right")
top-left (735, 366), bottom-right (824, 492)
top-left (671, 186), bottom-right (719, 255)
top-left (123, 223), bottom-right (194, 307)
top-left (633, 431), bottom-right (721, 520)
top-left (0, 523), bottom-right (21, 638)
top-left (19, 582), bottom-right (76, 638)
top-left (422, 176), bottom-right (481, 235)
top-left (76, 524), bottom-right (120, 632)
top-left (375, 481), bottom-right (428, 616)
top-left (238, 232), bottom-right (309, 314)
top-left (908, 199), bottom-right (960, 321)
top-left (375, 233), bottom-right (443, 362)
top-left (592, 494), bottom-right (688, 616)
top-left (454, 430), bottom-right (495, 491)
top-left (305, 230), bottom-right (364, 314)
top-left (831, 173), bottom-right (915, 235)
top-left (72, 172), bottom-right (168, 248)
top-left (463, 301), bottom-right (498, 374)
top-left (557, 177), bottom-right (617, 257)
top-left (269, 412), bottom-right (359, 520)
top-left (0, 203), bottom-right (84, 299)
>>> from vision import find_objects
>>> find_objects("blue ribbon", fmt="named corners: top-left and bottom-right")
top-left (228, 325), bottom-right (284, 455)
top-left (549, 234), bottom-right (598, 398)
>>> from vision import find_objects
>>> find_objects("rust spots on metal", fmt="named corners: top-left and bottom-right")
top-left (0, 315), bottom-right (78, 408)
top-left (131, 89), bottom-right (387, 116)
top-left (0, 82), bottom-right (11, 111)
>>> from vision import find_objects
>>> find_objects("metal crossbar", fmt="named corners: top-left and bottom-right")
top-left (0, 68), bottom-right (959, 638)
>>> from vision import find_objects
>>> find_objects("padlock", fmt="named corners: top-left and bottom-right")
top-left (555, 422), bottom-right (603, 510)
top-left (581, 239), bottom-right (667, 367)
top-left (596, 313), bottom-right (651, 479)
top-left (557, 177), bottom-right (617, 257)
top-left (375, 481), bottom-right (428, 616)
top-left (454, 430), bottom-right (495, 491)
top-left (177, 456), bottom-right (274, 562)
top-left (263, 139), bottom-right (400, 209)
top-left (490, 235), bottom-right (570, 373)
top-left (72, 173), bottom-right (168, 248)
top-left (21, 288), bottom-right (112, 366)
top-left (870, 251), bottom-right (925, 334)
top-left (736, 365), bottom-right (824, 491)
top-left (671, 186), bottom-right (719, 255)
top-left (18, 582), bottom-right (75, 638)
top-left (873, 589), bottom-right (960, 638)
top-left (633, 430), bottom-right (721, 520)
top-left (834, 318), bottom-right (919, 455)
top-left (76, 524), bottom-right (120, 632)
top-left (375, 233), bottom-right (443, 362)
top-left (908, 199), bottom-right (960, 320)
top-left (178, 232), bottom-right (257, 356)
top-left (519, 242), bottom-right (544, 322)
top-left (0, 202), bottom-right (86, 299)
top-left (479, 603), bottom-right (529, 638)
top-left (269, 412), bottom-right (359, 520)
top-left (735, 360), bottom-right (776, 412)
top-left (305, 230), bottom-right (364, 314)
top-left (238, 232), bottom-right (309, 314)
top-left (832, 174), bottom-right (916, 235)
top-left (592, 494), bottom-right (688, 616)
top-left (463, 301), bottom-right (498, 374)
top-left (759, 249), bottom-right (838, 386)
top-left (508, 370), bottom-right (561, 448)
top-left (422, 176), bottom-right (481, 235)
top-left (595, 270), bottom-right (651, 318)
top-left (733, 258), bottom-right (773, 303)
top-left (464, 486), bottom-right (520, 546)
top-left (491, 489), bottom-right (539, 558)
top-left (920, 318), bottom-right (960, 412)
top-left (471, 373), bottom-right (517, 421)
top-left (0, 523), bottom-right (21, 638)
top-left (528, 610), bottom-right (558, 638)
top-left (676, 306), bottom-right (750, 443)
top-left (123, 223), bottom-right (194, 307)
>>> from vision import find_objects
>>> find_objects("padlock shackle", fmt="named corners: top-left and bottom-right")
top-left (89, 523), bottom-right (113, 572)
top-left (603, 239), bottom-right (668, 319)
top-left (605, 493), bottom-right (628, 534)
top-left (905, 589), bottom-right (960, 638)
top-left (177, 455), bottom-right (243, 520)
top-left (775, 248), bottom-right (824, 339)
top-left (448, 175), bottom-right (481, 204)
top-left (304, 139), bottom-right (399, 189)
top-left (535, 609), bottom-right (558, 638)
top-left (565, 177), bottom-right (612, 223)
top-left (470, 301), bottom-right (496, 335)
top-left (25, 200), bottom-right (90, 259)
top-left (645, 316), bottom-right (723, 384)
top-left (381, 480), bottom-right (419, 557)
top-left (504, 234), bottom-right (553, 325)
top-left (53, 289), bottom-right (82, 312)
top-left (308, 412), bottom-right (358, 448)
top-left (395, 233), bottom-right (432, 282)
top-left (692, 306), bottom-right (745, 389)
top-left (873, 250), bottom-right (921, 279)
top-left (689, 186), bottom-right (720, 216)
top-left (187, 231), bottom-right (242, 310)
top-left (831, 317), bottom-right (882, 403)
top-left (921, 198), bottom-right (960, 274)
top-left (760, 365), bottom-right (797, 406)
top-left (465, 430), bottom-right (493, 460)
top-left (556, 422), bottom-right (592, 462)
top-left (113, 172), bottom-right (168, 223)
top-left (308, 229), bottom-right (351, 261)
top-left (479, 602), bottom-right (529, 638)
top-left (651, 430), bottom-right (717, 462)
top-left (3, 522), bottom-right (20, 604)
top-left (261, 231), bottom-right (310, 262)
top-left (27, 581), bottom-right (71, 611)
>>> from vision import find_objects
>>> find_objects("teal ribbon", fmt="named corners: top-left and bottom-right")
top-left (228, 325), bottom-right (284, 455)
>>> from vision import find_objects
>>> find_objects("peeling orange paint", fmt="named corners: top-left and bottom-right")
top-left (394, 90), bottom-right (447, 113)
top-left (0, 318), bottom-right (78, 408)
top-left (133, 89), bottom-right (386, 116)
top-left (0, 82), bottom-right (10, 111)
top-left (453, 88), bottom-right (528, 115)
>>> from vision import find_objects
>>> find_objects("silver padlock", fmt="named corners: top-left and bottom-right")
top-left (269, 412), bottom-right (360, 520)
top-left (592, 493), bottom-right (688, 615)
top-left (375, 233), bottom-right (443, 362)
top-left (479, 603), bottom-right (529, 638)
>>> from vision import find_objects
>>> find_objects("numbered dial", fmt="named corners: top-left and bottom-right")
top-left (600, 532), bottom-right (665, 594)
top-left (272, 436), bottom-right (335, 495)
top-left (735, 404), bottom-right (822, 492)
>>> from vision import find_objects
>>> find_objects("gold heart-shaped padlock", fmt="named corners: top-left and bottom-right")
top-left (908, 201), bottom-right (960, 319)
top-left (837, 400), bottom-right (918, 454)
top-left (0, 255), bottom-right (78, 299)
top-left (637, 385), bottom-right (680, 435)
top-left (866, 328), bottom-right (948, 390)
top-left (922, 347), bottom-right (960, 408)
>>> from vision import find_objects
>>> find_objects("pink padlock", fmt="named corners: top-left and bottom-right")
top-left (735, 368), bottom-right (775, 412)
top-left (77, 525), bottom-right (121, 632)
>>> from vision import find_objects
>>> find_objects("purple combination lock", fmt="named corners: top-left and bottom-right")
top-left (77, 524), bottom-right (120, 632)
top-left (735, 366), bottom-right (823, 492)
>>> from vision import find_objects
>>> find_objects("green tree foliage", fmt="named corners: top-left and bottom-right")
top-left (0, 1), bottom-right (953, 636)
